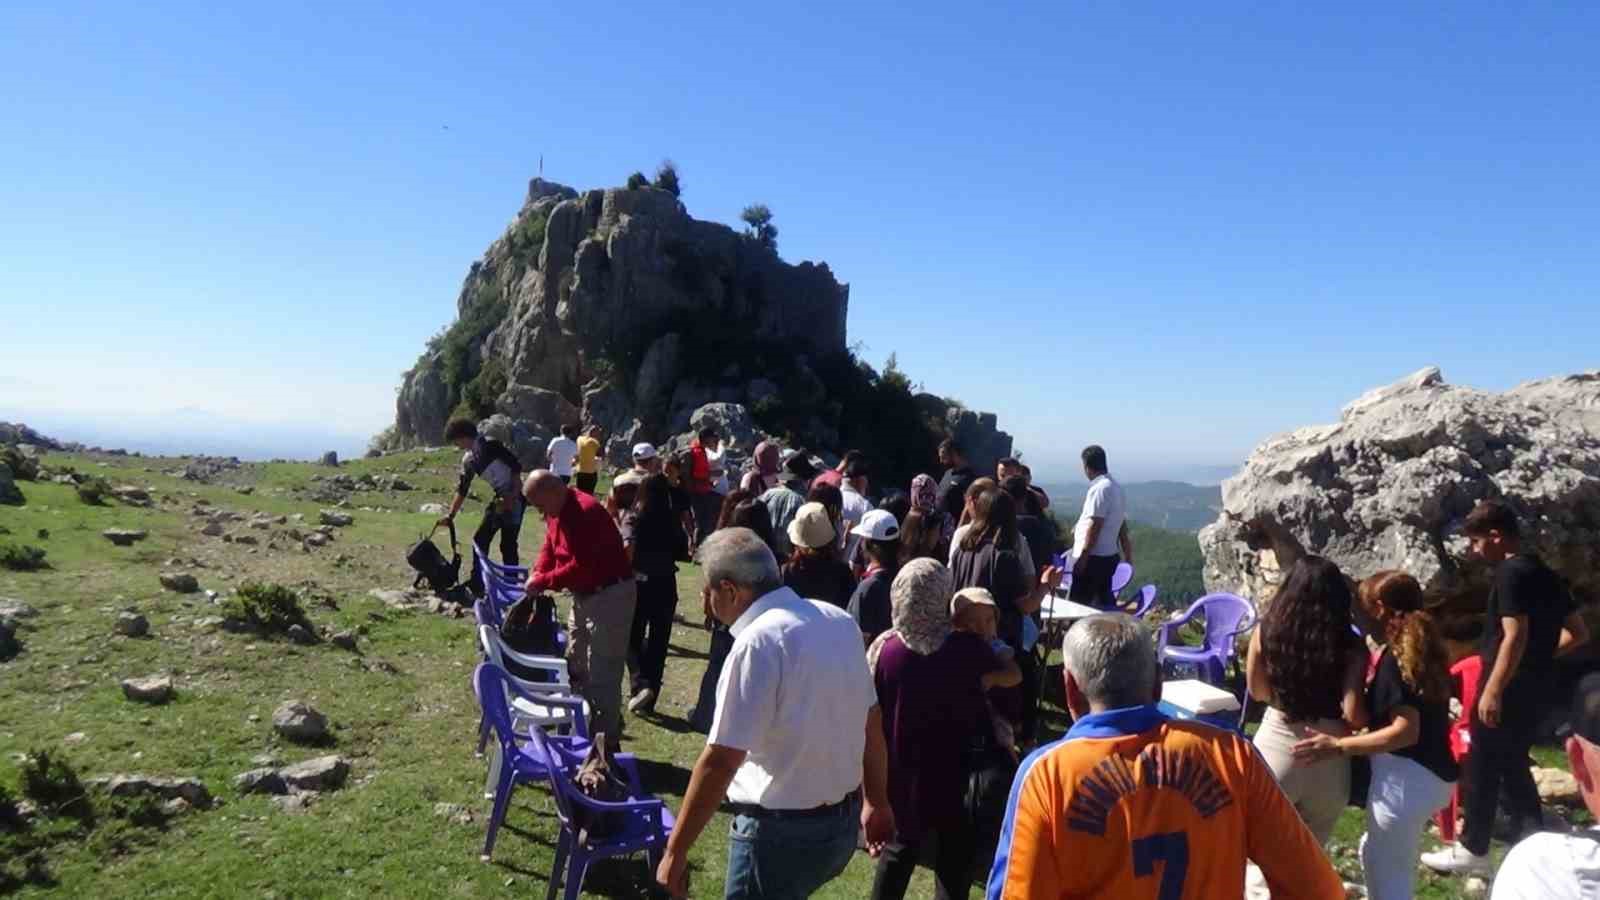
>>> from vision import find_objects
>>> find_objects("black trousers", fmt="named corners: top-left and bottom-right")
top-left (469, 499), bottom-right (523, 591)
top-left (689, 624), bottom-right (734, 733)
top-left (871, 818), bottom-right (978, 900)
top-left (1068, 553), bottom-right (1121, 608)
top-left (626, 575), bottom-right (677, 694)
top-left (1461, 682), bottom-right (1543, 854)
top-left (692, 491), bottom-right (724, 545)
top-left (574, 472), bottom-right (598, 495)
top-left (1018, 649), bottom-right (1042, 745)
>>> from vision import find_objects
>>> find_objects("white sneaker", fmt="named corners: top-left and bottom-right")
top-left (1420, 843), bottom-right (1492, 875)
top-left (627, 687), bottom-right (657, 713)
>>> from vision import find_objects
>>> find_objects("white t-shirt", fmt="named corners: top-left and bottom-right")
top-left (706, 445), bottom-right (730, 495)
top-left (546, 436), bottom-right (578, 477)
top-left (1072, 474), bottom-right (1126, 558)
top-left (1492, 829), bottom-right (1600, 900)
top-left (839, 484), bottom-right (874, 563)
top-left (709, 586), bottom-right (876, 809)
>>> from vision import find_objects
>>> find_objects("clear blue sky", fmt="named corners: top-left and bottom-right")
top-left (3, 3), bottom-right (1597, 481)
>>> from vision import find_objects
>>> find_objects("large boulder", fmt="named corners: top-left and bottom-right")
top-left (691, 403), bottom-right (759, 450)
top-left (0, 463), bottom-right (22, 505)
top-left (496, 384), bottom-right (579, 431)
top-left (1, 445), bottom-right (39, 481)
top-left (1200, 368), bottom-right (1600, 614)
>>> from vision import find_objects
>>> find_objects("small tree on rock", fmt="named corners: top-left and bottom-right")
top-left (626, 171), bottom-right (649, 190)
top-left (653, 160), bottom-right (681, 197)
top-left (741, 203), bottom-right (778, 251)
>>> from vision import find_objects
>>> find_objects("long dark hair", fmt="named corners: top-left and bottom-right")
top-left (716, 489), bottom-right (756, 530)
top-left (1362, 571), bottom-right (1451, 704)
top-left (726, 498), bottom-right (779, 560)
top-left (1260, 556), bottom-right (1361, 722)
top-left (898, 509), bottom-right (940, 565)
top-left (807, 482), bottom-right (843, 526)
top-left (635, 474), bottom-right (673, 525)
top-left (960, 488), bottom-right (1017, 553)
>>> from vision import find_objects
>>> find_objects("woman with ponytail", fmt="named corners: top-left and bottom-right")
top-left (1293, 570), bottom-right (1459, 900)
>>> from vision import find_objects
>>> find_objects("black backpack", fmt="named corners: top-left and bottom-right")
top-left (407, 521), bottom-right (461, 595)
top-left (501, 592), bottom-right (561, 683)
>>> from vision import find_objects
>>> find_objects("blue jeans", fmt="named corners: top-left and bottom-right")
top-left (724, 796), bottom-right (860, 899)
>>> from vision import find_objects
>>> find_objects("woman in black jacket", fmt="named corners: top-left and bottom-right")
top-left (623, 474), bottom-right (689, 714)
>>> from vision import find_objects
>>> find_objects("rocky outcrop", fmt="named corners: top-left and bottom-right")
top-left (1200, 368), bottom-right (1600, 614)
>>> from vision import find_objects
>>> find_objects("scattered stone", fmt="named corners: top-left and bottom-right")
top-left (63, 732), bottom-right (88, 745)
top-left (250, 753), bottom-right (280, 767)
top-left (418, 502), bottom-right (446, 516)
top-left (1534, 766), bottom-right (1581, 805)
top-left (329, 631), bottom-right (358, 652)
top-left (160, 797), bottom-right (192, 816)
top-left (249, 518), bottom-right (272, 530)
top-left (284, 624), bottom-right (316, 645)
top-left (361, 658), bottom-right (400, 675)
top-left (160, 572), bottom-right (200, 593)
top-left (102, 528), bottom-right (149, 546)
top-left (272, 701), bottom-right (329, 744)
top-left (318, 510), bottom-right (353, 527)
top-left (271, 792), bottom-right (315, 814)
top-left (112, 485), bottom-right (152, 507)
top-left (433, 802), bottom-right (475, 826)
top-left (231, 533), bottom-right (259, 546)
top-left (114, 612), bottom-right (150, 637)
top-left (120, 675), bottom-right (174, 704)
top-left (277, 755), bottom-right (350, 792)
top-left (303, 532), bottom-right (329, 548)
top-left (234, 768), bottom-right (288, 795)
top-left (193, 616), bottom-right (225, 632)
top-left (1464, 877), bottom-right (1488, 898)
top-left (201, 522), bottom-right (225, 537)
top-left (88, 774), bottom-right (213, 809)
top-left (236, 485), bottom-right (254, 495)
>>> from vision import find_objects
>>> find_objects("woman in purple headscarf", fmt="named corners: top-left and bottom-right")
top-left (910, 473), bottom-right (955, 558)
top-left (740, 440), bottom-right (782, 494)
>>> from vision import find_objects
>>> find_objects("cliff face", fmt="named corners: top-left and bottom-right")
top-left (1200, 367), bottom-right (1600, 616)
top-left (386, 177), bottom-right (1012, 478)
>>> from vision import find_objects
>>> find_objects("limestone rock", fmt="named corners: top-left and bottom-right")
top-left (1201, 369), bottom-right (1600, 614)
top-left (277, 755), bottom-right (349, 792)
top-left (0, 463), bottom-right (23, 505)
top-left (318, 510), bottom-right (354, 528)
top-left (329, 631), bottom-right (358, 652)
top-left (102, 528), bottom-right (148, 546)
top-left (1, 445), bottom-right (40, 481)
top-left (284, 624), bottom-right (316, 645)
top-left (1534, 766), bottom-right (1581, 805)
top-left (120, 675), bottom-right (174, 704)
top-left (690, 403), bottom-right (758, 450)
top-left (89, 774), bottom-right (212, 809)
top-left (418, 502), bottom-right (446, 516)
top-left (160, 572), bottom-right (200, 593)
top-left (434, 802), bottom-right (475, 825)
top-left (114, 612), bottom-right (150, 637)
top-left (303, 532), bottom-right (329, 548)
top-left (271, 792), bottom-right (316, 813)
top-left (112, 485), bottom-right (152, 507)
top-left (272, 701), bottom-right (329, 744)
top-left (235, 768), bottom-right (288, 795)
top-left (201, 522), bottom-right (225, 537)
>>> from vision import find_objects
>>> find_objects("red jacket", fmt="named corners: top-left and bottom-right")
top-left (529, 489), bottom-right (631, 595)
top-left (688, 441), bottom-right (713, 495)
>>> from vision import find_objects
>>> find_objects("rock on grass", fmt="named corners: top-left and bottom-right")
top-left (114, 612), bottom-right (149, 637)
top-left (159, 572), bottom-right (200, 593)
top-left (120, 675), bottom-right (174, 704)
top-left (277, 755), bottom-right (349, 792)
top-left (102, 529), bottom-right (148, 546)
top-left (272, 701), bottom-right (329, 744)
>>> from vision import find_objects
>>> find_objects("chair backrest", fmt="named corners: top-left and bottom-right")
top-left (474, 595), bottom-right (500, 630)
top-left (478, 624), bottom-right (572, 687)
top-left (1130, 585), bottom-right (1158, 618)
top-left (522, 721), bottom-right (578, 827)
top-left (1111, 562), bottom-right (1134, 595)
top-left (473, 663), bottom-right (520, 755)
top-left (1198, 593), bottom-right (1256, 653)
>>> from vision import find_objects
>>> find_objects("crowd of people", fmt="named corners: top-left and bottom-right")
top-left (439, 415), bottom-right (1595, 899)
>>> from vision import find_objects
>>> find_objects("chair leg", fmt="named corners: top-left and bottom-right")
top-left (563, 849), bottom-right (590, 900)
top-left (476, 713), bottom-right (490, 758)
top-left (484, 744), bottom-right (501, 800)
top-left (481, 770), bottom-right (514, 861)
top-left (546, 830), bottom-right (571, 900)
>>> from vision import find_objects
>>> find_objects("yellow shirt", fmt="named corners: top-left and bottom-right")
top-left (576, 436), bottom-right (601, 474)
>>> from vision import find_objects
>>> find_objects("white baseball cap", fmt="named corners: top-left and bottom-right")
top-left (850, 509), bottom-right (900, 541)
top-left (631, 442), bottom-right (658, 461)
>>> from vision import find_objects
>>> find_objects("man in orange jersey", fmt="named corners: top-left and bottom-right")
top-left (986, 613), bottom-right (1344, 899)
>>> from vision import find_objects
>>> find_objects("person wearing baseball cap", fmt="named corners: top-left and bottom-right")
top-left (614, 442), bottom-right (660, 488)
top-left (780, 502), bottom-right (857, 611)
top-left (847, 510), bottom-right (901, 643)
top-left (1488, 671), bottom-right (1600, 898)
top-left (759, 448), bottom-right (818, 557)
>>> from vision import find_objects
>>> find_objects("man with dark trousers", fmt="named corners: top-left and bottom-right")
top-left (1068, 445), bottom-right (1132, 608)
top-left (1424, 499), bottom-right (1589, 874)
top-left (438, 417), bottom-right (523, 595)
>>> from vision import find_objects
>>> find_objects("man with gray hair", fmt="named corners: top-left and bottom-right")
top-left (657, 527), bottom-right (895, 899)
top-left (986, 613), bottom-right (1342, 899)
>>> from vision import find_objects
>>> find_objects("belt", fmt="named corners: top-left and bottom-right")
top-left (578, 576), bottom-right (633, 596)
top-left (727, 789), bottom-right (860, 821)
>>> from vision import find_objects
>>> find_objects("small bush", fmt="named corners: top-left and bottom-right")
top-left (0, 543), bottom-right (47, 572)
top-left (75, 477), bottom-right (110, 505)
top-left (653, 160), bottom-right (681, 197)
top-left (220, 581), bottom-right (311, 635)
top-left (20, 750), bottom-right (91, 824)
top-left (625, 171), bottom-right (649, 190)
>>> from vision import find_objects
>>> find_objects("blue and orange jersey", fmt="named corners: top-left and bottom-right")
top-left (987, 705), bottom-right (1343, 900)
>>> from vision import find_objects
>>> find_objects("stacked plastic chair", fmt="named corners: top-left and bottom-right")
top-left (1155, 593), bottom-right (1257, 685)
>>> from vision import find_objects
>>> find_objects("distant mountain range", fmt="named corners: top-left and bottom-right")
top-left (1041, 479), bottom-right (1224, 532)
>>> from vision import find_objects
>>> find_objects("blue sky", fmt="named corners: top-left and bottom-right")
top-left (3, 3), bottom-right (1597, 481)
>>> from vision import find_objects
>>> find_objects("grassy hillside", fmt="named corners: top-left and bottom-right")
top-left (1044, 480), bottom-right (1222, 532)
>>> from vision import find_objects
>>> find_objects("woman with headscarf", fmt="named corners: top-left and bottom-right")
top-left (910, 473), bottom-right (954, 561)
top-left (866, 559), bottom-right (1021, 900)
top-left (739, 440), bottom-right (782, 494)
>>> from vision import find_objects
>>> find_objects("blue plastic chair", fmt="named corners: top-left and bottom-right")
top-left (526, 723), bottom-right (675, 900)
top-left (475, 546), bottom-right (529, 615)
top-left (1156, 593), bottom-right (1257, 685)
top-left (473, 663), bottom-right (593, 861)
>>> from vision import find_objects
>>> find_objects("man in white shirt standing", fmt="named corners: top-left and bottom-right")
top-left (839, 458), bottom-right (874, 568)
top-left (1492, 671), bottom-right (1600, 899)
top-left (545, 423), bottom-right (579, 485)
top-left (1069, 444), bottom-right (1132, 608)
top-left (656, 528), bottom-right (894, 899)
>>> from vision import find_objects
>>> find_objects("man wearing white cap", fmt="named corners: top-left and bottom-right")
top-left (614, 442), bottom-right (661, 488)
top-left (848, 510), bottom-right (901, 644)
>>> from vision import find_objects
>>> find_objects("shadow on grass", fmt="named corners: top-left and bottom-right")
top-left (631, 758), bottom-right (692, 797)
top-left (667, 642), bottom-right (709, 661)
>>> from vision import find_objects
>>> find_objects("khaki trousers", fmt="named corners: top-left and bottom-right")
top-left (566, 579), bottom-right (636, 744)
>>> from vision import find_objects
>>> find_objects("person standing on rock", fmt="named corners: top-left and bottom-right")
top-left (574, 426), bottom-right (603, 495)
top-left (522, 470), bottom-right (636, 749)
top-left (689, 426), bottom-right (724, 546)
top-left (1068, 445), bottom-right (1132, 608)
top-left (546, 423), bottom-right (579, 485)
top-left (1423, 499), bottom-right (1590, 875)
top-left (438, 417), bottom-right (524, 595)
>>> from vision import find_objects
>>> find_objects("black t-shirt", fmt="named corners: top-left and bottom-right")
top-left (1481, 554), bottom-right (1573, 690)
top-left (1016, 514), bottom-right (1057, 570)
top-left (1367, 648), bottom-right (1458, 783)
top-left (782, 555), bottom-right (857, 610)
top-left (848, 567), bottom-right (896, 643)
top-left (949, 541), bottom-right (1029, 650)
top-left (669, 485), bottom-right (694, 518)
top-left (937, 467), bottom-right (976, 521)
top-left (619, 509), bottom-right (686, 579)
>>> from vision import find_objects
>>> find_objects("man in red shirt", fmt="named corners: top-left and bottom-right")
top-left (523, 470), bottom-right (636, 746)
top-left (687, 427), bottom-right (722, 546)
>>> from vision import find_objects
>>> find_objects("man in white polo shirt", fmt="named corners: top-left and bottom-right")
top-left (657, 527), bottom-right (894, 899)
top-left (545, 423), bottom-right (579, 485)
top-left (1069, 444), bottom-right (1132, 608)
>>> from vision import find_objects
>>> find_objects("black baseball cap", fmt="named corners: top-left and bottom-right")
top-left (1572, 672), bottom-right (1600, 745)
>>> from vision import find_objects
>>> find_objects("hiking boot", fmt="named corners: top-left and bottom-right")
top-left (628, 687), bottom-right (657, 714)
top-left (1420, 843), bottom-right (1492, 875)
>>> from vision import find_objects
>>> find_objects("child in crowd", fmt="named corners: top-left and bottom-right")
top-left (951, 587), bottom-right (1019, 759)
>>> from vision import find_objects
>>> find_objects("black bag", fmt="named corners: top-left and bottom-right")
top-left (407, 521), bottom-right (461, 595)
top-left (501, 592), bottom-right (561, 683)
top-left (964, 735), bottom-right (1019, 862)
top-left (569, 733), bottom-right (631, 843)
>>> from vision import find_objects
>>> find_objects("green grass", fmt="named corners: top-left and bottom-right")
top-left (0, 448), bottom-right (1580, 898)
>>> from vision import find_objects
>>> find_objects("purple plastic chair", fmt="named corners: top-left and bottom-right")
top-left (525, 715), bottom-right (675, 900)
top-left (1126, 585), bottom-right (1158, 619)
top-left (1156, 593), bottom-right (1257, 685)
top-left (473, 663), bottom-right (594, 861)
top-left (475, 546), bottom-right (528, 617)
